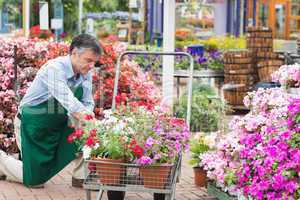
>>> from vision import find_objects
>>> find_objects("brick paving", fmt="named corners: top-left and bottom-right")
top-left (0, 155), bottom-right (216, 200)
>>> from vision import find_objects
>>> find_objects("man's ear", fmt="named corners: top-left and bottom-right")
top-left (71, 48), bottom-right (77, 56)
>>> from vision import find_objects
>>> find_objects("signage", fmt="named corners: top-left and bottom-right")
top-left (39, 1), bottom-right (49, 30)
top-left (51, 18), bottom-right (63, 30)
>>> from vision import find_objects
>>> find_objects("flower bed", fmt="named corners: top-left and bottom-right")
top-left (0, 38), bottom-right (69, 152)
top-left (0, 38), bottom-right (161, 153)
top-left (200, 88), bottom-right (300, 199)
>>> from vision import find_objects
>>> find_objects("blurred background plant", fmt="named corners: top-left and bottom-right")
top-left (174, 83), bottom-right (227, 133)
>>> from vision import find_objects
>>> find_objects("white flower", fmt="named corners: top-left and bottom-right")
top-left (82, 145), bottom-right (92, 159)
top-left (114, 121), bottom-right (126, 132)
top-left (103, 109), bottom-right (112, 118)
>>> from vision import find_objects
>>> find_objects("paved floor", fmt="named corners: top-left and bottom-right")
top-left (0, 155), bottom-right (216, 200)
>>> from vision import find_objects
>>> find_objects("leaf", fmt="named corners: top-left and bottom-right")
top-left (295, 114), bottom-right (300, 123)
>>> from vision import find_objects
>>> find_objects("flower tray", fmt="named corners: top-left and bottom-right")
top-left (207, 182), bottom-right (237, 200)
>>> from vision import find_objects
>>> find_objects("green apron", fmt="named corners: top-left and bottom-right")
top-left (20, 86), bottom-right (83, 186)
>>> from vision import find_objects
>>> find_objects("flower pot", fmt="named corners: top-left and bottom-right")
top-left (140, 164), bottom-right (172, 189)
top-left (207, 182), bottom-right (236, 200)
top-left (93, 157), bottom-right (125, 185)
top-left (193, 167), bottom-right (207, 187)
top-left (287, 87), bottom-right (300, 98)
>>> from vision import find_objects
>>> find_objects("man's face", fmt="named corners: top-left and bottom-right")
top-left (73, 48), bottom-right (100, 75)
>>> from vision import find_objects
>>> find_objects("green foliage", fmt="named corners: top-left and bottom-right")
top-left (295, 114), bottom-right (300, 123)
top-left (63, 0), bottom-right (79, 36)
top-left (224, 170), bottom-right (237, 186)
top-left (189, 139), bottom-right (210, 166)
top-left (83, 0), bottom-right (128, 12)
top-left (91, 134), bottom-right (125, 159)
top-left (174, 83), bottom-right (226, 132)
top-left (62, 0), bottom-right (128, 37)
top-left (95, 19), bottom-right (118, 34)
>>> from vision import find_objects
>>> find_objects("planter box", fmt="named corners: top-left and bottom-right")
top-left (207, 182), bottom-right (237, 200)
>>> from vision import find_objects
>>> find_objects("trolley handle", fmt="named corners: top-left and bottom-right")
top-left (111, 51), bottom-right (194, 128)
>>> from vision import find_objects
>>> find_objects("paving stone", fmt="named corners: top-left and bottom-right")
top-left (0, 155), bottom-right (216, 200)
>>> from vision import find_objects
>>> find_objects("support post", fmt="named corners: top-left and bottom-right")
top-left (162, 0), bottom-right (175, 107)
top-left (23, 0), bottom-right (30, 37)
top-left (78, 0), bottom-right (83, 34)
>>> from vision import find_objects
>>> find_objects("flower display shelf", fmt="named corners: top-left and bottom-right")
top-left (84, 156), bottom-right (181, 200)
top-left (207, 182), bottom-right (237, 200)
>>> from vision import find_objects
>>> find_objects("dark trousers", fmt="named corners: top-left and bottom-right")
top-left (107, 191), bottom-right (165, 200)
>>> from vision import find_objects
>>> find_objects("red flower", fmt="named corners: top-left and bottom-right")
top-left (90, 129), bottom-right (97, 137)
top-left (84, 114), bottom-right (94, 121)
top-left (129, 140), bottom-right (144, 158)
top-left (86, 137), bottom-right (95, 147)
top-left (67, 134), bottom-right (74, 143)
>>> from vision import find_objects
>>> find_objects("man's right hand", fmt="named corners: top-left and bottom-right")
top-left (71, 112), bottom-right (95, 128)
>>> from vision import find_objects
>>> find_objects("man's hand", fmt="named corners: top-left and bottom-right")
top-left (71, 111), bottom-right (95, 128)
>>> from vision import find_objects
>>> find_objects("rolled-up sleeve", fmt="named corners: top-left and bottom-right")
top-left (81, 72), bottom-right (95, 113)
top-left (39, 65), bottom-right (87, 114)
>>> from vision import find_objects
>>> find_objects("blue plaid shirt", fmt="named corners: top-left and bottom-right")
top-left (19, 55), bottom-right (94, 115)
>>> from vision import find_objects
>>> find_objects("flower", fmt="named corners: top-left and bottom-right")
top-left (272, 63), bottom-right (300, 87)
top-left (138, 156), bottom-right (153, 165)
top-left (84, 114), bottom-right (94, 121)
top-left (68, 106), bottom-right (190, 166)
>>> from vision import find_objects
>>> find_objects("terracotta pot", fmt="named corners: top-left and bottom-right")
top-left (140, 164), bottom-right (172, 189)
top-left (193, 167), bottom-right (207, 187)
top-left (93, 157), bottom-right (125, 185)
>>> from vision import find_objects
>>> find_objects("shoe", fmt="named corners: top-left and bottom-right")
top-left (72, 177), bottom-right (84, 188)
top-left (28, 184), bottom-right (44, 189)
top-left (154, 193), bottom-right (165, 200)
top-left (107, 191), bottom-right (125, 200)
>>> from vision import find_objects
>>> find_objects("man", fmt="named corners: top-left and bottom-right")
top-left (0, 34), bottom-right (100, 187)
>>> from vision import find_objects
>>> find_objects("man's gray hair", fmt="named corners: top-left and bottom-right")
top-left (70, 34), bottom-right (102, 55)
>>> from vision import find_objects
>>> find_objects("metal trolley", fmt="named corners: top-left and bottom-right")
top-left (83, 51), bottom-right (194, 200)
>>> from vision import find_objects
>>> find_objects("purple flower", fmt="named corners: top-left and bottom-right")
top-left (272, 174), bottom-right (285, 190)
top-left (138, 156), bottom-right (153, 165)
top-left (197, 56), bottom-right (207, 64)
top-left (154, 154), bottom-right (161, 160)
top-left (285, 181), bottom-right (298, 193)
top-left (210, 50), bottom-right (221, 60)
top-left (291, 149), bottom-right (300, 163)
top-left (144, 137), bottom-right (154, 148)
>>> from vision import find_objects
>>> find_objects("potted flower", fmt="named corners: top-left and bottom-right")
top-left (272, 63), bottom-right (300, 96)
top-left (67, 111), bottom-right (133, 185)
top-left (133, 114), bottom-right (190, 189)
top-left (189, 132), bottom-right (217, 187)
top-left (68, 106), bottom-right (190, 189)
